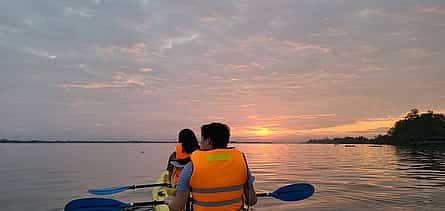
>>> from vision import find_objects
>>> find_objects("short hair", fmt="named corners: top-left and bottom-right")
top-left (201, 122), bottom-right (230, 148)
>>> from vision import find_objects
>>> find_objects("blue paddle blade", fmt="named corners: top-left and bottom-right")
top-left (64, 198), bottom-right (130, 211)
top-left (88, 185), bottom-right (131, 195)
top-left (271, 183), bottom-right (315, 201)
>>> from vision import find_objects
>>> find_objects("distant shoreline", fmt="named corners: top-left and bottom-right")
top-left (0, 139), bottom-right (301, 144)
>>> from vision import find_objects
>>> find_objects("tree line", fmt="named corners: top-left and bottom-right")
top-left (308, 109), bottom-right (445, 145)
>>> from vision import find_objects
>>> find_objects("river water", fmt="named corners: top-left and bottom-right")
top-left (0, 143), bottom-right (444, 210)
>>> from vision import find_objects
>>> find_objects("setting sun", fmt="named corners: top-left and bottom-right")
top-left (245, 126), bottom-right (284, 137)
top-left (256, 128), bottom-right (272, 136)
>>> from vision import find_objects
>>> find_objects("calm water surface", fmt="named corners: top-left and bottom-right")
top-left (0, 143), bottom-right (444, 211)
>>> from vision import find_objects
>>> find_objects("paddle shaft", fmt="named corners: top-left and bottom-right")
top-left (132, 183), bottom-right (170, 189)
top-left (129, 191), bottom-right (300, 208)
top-left (132, 200), bottom-right (166, 207)
top-left (130, 192), bottom-right (273, 208)
top-left (256, 192), bottom-right (272, 197)
top-left (130, 192), bottom-right (279, 207)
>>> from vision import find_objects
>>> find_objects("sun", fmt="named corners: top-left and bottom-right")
top-left (236, 125), bottom-right (288, 139)
top-left (256, 128), bottom-right (272, 136)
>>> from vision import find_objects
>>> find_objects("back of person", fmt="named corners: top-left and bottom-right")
top-left (167, 123), bottom-right (257, 211)
top-left (190, 147), bottom-right (248, 211)
top-left (170, 143), bottom-right (191, 186)
top-left (167, 129), bottom-right (199, 186)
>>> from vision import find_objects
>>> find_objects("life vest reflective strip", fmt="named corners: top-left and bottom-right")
top-left (189, 148), bottom-right (247, 211)
top-left (172, 143), bottom-right (191, 185)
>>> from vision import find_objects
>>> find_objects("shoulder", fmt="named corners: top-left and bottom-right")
top-left (168, 151), bottom-right (176, 160)
top-left (228, 147), bottom-right (245, 157)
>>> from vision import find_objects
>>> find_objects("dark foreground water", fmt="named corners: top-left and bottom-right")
top-left (0, 143), bottom-right (444, 211)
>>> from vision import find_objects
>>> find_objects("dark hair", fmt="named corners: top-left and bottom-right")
top-left (178, 129), bottom-right (199, 154)
top-left (201, 122), bottom-right (230, 148)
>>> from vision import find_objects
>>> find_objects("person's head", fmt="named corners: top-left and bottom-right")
top-left (200, 122), bottom-right (230, 149)
top-left (178, 129), bottom-right (199, 154)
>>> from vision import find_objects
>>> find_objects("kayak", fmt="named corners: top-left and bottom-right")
top-left (151, 170), bottom-right (175, 211)
top-left (65, 170), bottom-right (315, 211)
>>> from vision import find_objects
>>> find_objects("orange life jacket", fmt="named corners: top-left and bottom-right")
top-left (189, 148), bottom-right (248, 211)
top-left (171, 143), bottom-right (191, 185)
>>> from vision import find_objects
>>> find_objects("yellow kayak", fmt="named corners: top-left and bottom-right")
top-left (151, 170), bottom-right (175, 211)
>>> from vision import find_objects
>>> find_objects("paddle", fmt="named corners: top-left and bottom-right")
top-left (257, 183), bottom-right (314, 201)
top-left (88, 183), bottom-right (170, 195)
top-left (66, 183), bottom-right (314, 211)
top-left (64, 198), bottom-right (165, 211)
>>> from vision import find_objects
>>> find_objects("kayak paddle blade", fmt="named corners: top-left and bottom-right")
top-left (64, 198), bottom-right (130, 211)
top-left (271, 183), bottom-right (315, 201)
top-left (88, 185), bottom-right (131, 195)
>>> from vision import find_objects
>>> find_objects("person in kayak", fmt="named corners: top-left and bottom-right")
top-left (167, 122), bottom-right (257, 211)
top-left (166, 128), bottom-right (199, 186)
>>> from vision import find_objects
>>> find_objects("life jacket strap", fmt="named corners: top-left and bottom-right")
top-left (191, 184), bottom-right (243, 193)
top-left (193, 196), bottom-right (242, 207)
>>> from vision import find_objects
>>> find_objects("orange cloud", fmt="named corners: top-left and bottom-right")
top-left (295, 117), bottom-right (399, 135)
top-left (418, 7), bottom-right (445, 15)
top-left (236, 124), bottom-right (294, 138)
top-left (225, 62), bottom-right (264, 71)
top-left (125, 42), bottom-right (146, 54)
top-left (234, 116), bottom-right (399, 140)
top-left (247, 114), bottom-right (336, 121)
top-left (139, 67), bottom-right (153, 73)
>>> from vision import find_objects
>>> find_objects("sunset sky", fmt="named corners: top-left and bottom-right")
top-left (1, 0), bottom-right (444, 141)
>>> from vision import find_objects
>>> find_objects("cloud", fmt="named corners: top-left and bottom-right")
top-left (247, 114), bottom-right (337, 121)
top-left (240, 104), bottom-right (256, 108)
top-left (90, 42), bottom-right (147, 56)
top-left (338, 44), bottom-right (381, 57)
top-left (224, 62), bottom-right (264, 72)
top-left (59, 73), bottom-right (146, 89)
top-left (125, 42), bottom-right (146, 55)
top-left (91, 0), bottom-right (102, 4)
top-left (139, 67), bottom-right (153, 73)
top-left (235, 123), bottom-right (297, 139)
top-left (295, 117), bottom-right (400, 135)
top-left (311, 27), bottom-right (348, 37)
top-left (235, 35), bottom-right (331, 59)
top-left (356, 65), bottom-right (386, 72)
top-left (59, 83), bottom-right (126, 89)
top-left (358, 9), bottom-right (386, 18)
top-left (23, 47), bottom-right (57, 59)
top-left (396, 48), bottom-right (433, 58)
top-left (161, 33), bottom-right (199, 51)
top-left (64, 7), bottom-right (95, 18)
top-left (199, 15), bottom-right (242, 25)
top-left (237, 35), bottom-right (274, 49)
top-left (23, 19), bottom-right (33, 26)
top-left (284, 41), bottom-right (331, 53)
top-left (418, 7), bottom-right (445, 15)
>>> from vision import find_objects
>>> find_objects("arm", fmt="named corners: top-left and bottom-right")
top-left (168, 190), bottom-right (190, 211)
top-left (166, 151), bottom-right (176, 174)
top-left (167, 162), bottom-right (193, 211)
top-left (243, 153), bottom-right (257, 206)
top-left (244, 173), bottom-right (257, 206)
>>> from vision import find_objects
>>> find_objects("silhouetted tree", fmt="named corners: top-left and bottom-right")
top-left (386, 109), bottom-right (445, 145)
